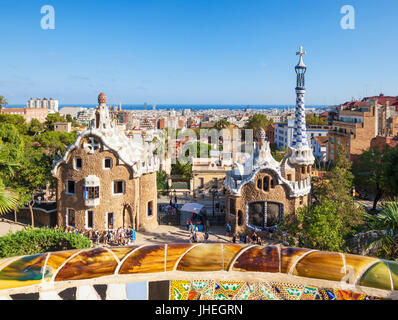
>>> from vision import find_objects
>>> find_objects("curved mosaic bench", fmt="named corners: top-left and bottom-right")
top-left (0, 244), bottom-right (397, 300)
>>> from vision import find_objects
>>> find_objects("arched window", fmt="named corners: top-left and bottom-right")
top-left (257, 179), bottom-right (262, 189)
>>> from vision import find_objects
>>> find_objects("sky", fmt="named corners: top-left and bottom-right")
top-left (0, 0), bottom-right (397, 106)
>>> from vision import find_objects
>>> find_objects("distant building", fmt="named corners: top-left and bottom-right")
top-left (274, 118), bottom-right (330, 150)
top-left (26, 97), bottom-right (58, 112)
top-left (1, 107), bottom-right (48, 123)
top-left (370, 135), bottom-right (398, 151)
top-left (54, 122), bottom-right (72, 133)
top-left (311, 136), bottom-right (328, 162)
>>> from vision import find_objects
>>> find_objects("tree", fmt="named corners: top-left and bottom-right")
top-left (352, 146), bottom-right (390, 210)
top-left (157, 170), bottom-right (169, 191)
top-left (171, 160), bottom-right (192, 182)
top-left (384, 146), bottom-right (398, 196)
top-left (34, 131), bottom-right (77, 156)
top-left (366, 201), bottom-right (398, 260)
top-left (0, 114), bottom-right (29, 135)
top-left (306, 113), bottom-right (327, 126)
top-left (184, 142), bottom-right (211, 159)
top-left (245, 114), bottom-right (273, 138)
top-left (283, 199), bottom-right (345, 252)
top-left (28, 118), bottom-right (45, 136)
top-left (214, 119), bottom-right (230, 130)
top-left (0, 95), bottom-right (8, 108)
top-left (11, 146), bottom-right (52, 227)
top-left (45, 113), bottom-right (66, 130)
top-left (317, 144), bottom-right (365, 236)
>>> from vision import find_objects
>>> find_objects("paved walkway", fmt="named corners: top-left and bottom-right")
top-left (0, 221), bottom-right (24, 237)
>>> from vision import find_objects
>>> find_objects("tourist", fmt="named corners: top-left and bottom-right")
top-left (244, 234), bottom-right (250, 244)
top-left (225, 223), bottom-right (231, 237)
top-left (257, 237), bottom-right (262, 245)
top-left (251, 231), bottom-right (258, 243)
top-left (232, 235), bottom-right (236, 243)
top-left (204, 231), bottom-right (209, 243)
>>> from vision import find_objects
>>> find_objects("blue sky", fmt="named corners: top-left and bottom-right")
top-left (0, 0), bottom-right (397, 105)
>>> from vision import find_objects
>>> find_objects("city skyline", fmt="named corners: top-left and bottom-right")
top-left (0, 0), bottom-right (397, 105)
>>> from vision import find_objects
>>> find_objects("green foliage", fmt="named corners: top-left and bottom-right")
top-left (0, 228), bottom-right (91, 258)
top-left (305, 113), bottom-right (327, 126)
top-left (34, 131), bottom-right (77, 155)
top-left (184, 142), bottom-right (211, 158)
top-left (0, 122), bottom-right (24, 163)
top-left (45, 113), bottom-right (66, 130)
top-left (283, 199), bottom-right (345, 252)
top-left (365, 201), bottom-right (398, 260)
top-left (383, 146), bottom-right (398, 197)
top-left (245, 114), bottom-right (273, 137)
top-left (171, 160), bottom-right (193, 181)
top-left (214, 119), bottom-right (230, 130)
top-left (157, 170), bottom-right (169, 191)
top-left (28, 118), bottom-right (45, 136)
top-left (0, 114), bottom-right (29, 135)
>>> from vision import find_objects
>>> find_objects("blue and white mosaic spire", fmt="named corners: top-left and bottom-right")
top-left (291, 46), bottom-right (309, 149)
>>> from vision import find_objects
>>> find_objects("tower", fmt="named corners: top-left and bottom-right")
top-left (287, 46), bottom-right (315, 167)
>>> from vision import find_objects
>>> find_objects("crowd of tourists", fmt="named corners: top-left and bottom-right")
top-left (55, 225), bottom-right (136, 246)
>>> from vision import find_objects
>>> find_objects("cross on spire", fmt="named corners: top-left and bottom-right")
top-left (296, 45), bottom-right (306, 57)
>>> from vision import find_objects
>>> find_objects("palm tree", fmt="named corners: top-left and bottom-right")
top-left (0, 188), bottom-right (18, 215)
top-left (0, 144), bottom-right (19, 218)
top-left (366, 200), bottom-right (398, 259)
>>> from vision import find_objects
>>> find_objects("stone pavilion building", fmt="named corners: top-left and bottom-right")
top-left (52, 93), bottom-right (160, 231)
top-left (224, 46), bottom-right (315, 236)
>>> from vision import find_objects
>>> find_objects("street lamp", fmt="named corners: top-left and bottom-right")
top-left (210, 185), bottom-right (218, 216)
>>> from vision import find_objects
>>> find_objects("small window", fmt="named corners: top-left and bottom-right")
top-left (75, 157), bottom-right (82, 170)
top-left (106, 212), bottom-right (114, 230)
top-left (257, 179), bottom-right (262, 189)
top-left (66, 208), bottom-right (76, 227)
top-left (66, 181), bottom-right (75, 195)
top-left (148, 200), bottom-right (153, 216)
top-left (86, 211), bottom-right (94, 229)
top-left (84, 186), bottom-right (100, 199)
top-left (287, 174), bottom-right (292, 181)
top-left (299, 197), bottom-right (303, 205)
top-left (113, 180), bottom-right (125, 195)
top-left (104, 158), bottom-right (112, 169)
top-left (301, 166), bottom-right (305, 174)
top-left (238, 210), bottom-right (243, 226)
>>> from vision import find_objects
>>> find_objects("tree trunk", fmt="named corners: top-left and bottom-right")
top-left (29, 202), bottom-right (34, 228)
top-left (14, 209), bottom-right (17, 223)
top-left (372, 190), bottom-right (383, 211)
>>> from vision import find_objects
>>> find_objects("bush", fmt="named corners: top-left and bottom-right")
top-left (0, 228), bottom-right (91, 258)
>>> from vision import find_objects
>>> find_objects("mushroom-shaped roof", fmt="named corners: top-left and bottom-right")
top-left (98, 92), bottom-right (107, 104)
top-left (257, 127), bottom-right (266, 139)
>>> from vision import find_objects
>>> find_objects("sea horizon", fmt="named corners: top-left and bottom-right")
top-left (4, 104), bottom-right (331, 111)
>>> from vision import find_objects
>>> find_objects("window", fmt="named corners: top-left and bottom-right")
top-left (299, 197), bottom-right (303, 205)
top-left (106, 212), bottom-right (114, 230)
top-left (66, 181), bottom-right (75, 195)
top-left (75, 157), bottom-right (82, 170)
top-left (113, 180), bottom-right (125, 195)
top-left (229, 199), bottom-right (236, 215)
top-left (86, 211), bottom-right (94, 229)
top-left (66, 208), bottom-right (75, 227)
top-left (199, 178), bottom-right (204, 188)
top-left (257, 179), bottom-right (262, 189)
top-left (84, 186), bottom-right (99, 199)
top-left (263, 176), bottom-right (269, 192)
top-left (330, 138), bottom-right (334, 144)
top-left (147, 200), bottom-right (153, 216)
top-left (238, 210), bottom-right (243, 226)
top-left (104, 158), bottom-right (112, 169)
top-left (346, 141), bottom-right (349, 146)
top-left (301, 166), bottom-right (305, 174)
top-left (287, 174), bottom-right (292, 181)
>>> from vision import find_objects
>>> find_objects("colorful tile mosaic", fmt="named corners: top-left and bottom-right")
top-left (0, 244), bottom-right (396, 299)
